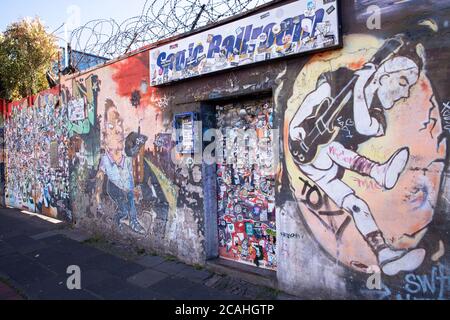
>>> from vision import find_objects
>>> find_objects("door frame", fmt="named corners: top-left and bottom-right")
top-left (200, 89), bottom-right (278, 270)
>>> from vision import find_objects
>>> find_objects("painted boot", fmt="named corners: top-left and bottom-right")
top-left (369, 147), bottom-right (410, 190)
top-left (366, 231), bottom-right (426, 276)
top-left (130, 219), bottom-right (146, 235)
top-left (115, 215), bottom-right (126, 232)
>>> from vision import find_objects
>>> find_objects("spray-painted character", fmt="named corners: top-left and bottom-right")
top-left (95, 99), bottom-right (145, 235)
top-left (289, 47), bottom-right (427, 275)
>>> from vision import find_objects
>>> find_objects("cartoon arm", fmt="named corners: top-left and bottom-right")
top-left (289, 80), bottom-right (331, 141)
top-left (353, 63), bottom-right (384, 136)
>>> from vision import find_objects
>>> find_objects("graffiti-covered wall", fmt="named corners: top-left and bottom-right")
top-left (276, 0), bottom-right (450, 299)
top-left (63, 51), bottom-right (206, 264)
top-left (1, 0), bottom-right (449, 300)
top-left (143, 0), bottom-right (450, 299)
top-left (3, 88), bottom-right (71, 221)
top-left (0, 98), bottom-right (5, 207)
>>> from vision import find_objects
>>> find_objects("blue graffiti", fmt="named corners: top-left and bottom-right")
top-left (401, 264), bottom-right (450, 300)
top-left (156, 9), bottom-right (325, 73)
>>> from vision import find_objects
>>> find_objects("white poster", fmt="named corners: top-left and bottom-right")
top-left (68, 98), bottom-right (85, 122)
top-left (150, 0), bottom-right (341, 86)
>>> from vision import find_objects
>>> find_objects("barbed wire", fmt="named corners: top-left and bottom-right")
top-left (68, 0), bottom-right (273, 62)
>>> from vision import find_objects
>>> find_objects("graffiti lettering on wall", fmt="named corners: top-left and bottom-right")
top-left (150, 0), bottom-right (340, 85)
top-left (361, 263), bottom-right (450, 300)
top-left (280, 232), bottom-right (302, 239)
top-left (5, 89), bottom-right (71, 221)
top-left (401, 263), bottom-right (450, 300)
top-left (285, 33), bottom-right (447, 280)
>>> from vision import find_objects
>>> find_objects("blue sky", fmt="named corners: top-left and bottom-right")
top-left (0, 0), bottom-right (148, 35)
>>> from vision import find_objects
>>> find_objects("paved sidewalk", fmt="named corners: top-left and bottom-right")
top-left (0, 207), bottom-right (292, 300)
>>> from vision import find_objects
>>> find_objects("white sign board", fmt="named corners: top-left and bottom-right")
top-left (68, 98), bottom-right (85, 122)
top-left (150, 0), bottom-right (341, 86)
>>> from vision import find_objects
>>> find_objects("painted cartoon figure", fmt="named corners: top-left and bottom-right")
top-left (289, 42), bottom-right (427, 276)
top-left (305, 0), bottom-right (316, 17)
top-left (95, 99), bottom-right (146, 235)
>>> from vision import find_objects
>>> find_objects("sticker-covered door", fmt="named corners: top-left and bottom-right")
top-left (216, 98), bottom-right (277, 270)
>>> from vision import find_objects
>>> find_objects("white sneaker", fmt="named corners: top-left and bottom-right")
top-left (370, 148), bottom-right (410, 190)
top-left (379, 247), bottom-right (426, 276)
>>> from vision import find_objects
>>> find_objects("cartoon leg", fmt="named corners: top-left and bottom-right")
top-left (115, 199), bottom-right (128, 229)
top-left (107, 181), bottom-right (128, 229)
top-left (326, 142), bottom-right (410, 190)
top-left (127, 191), bottom-right (146, 235)
top-left (301, 159), bottom-right (425, 276)
top-left (342, 194), bottom-right (425, 276)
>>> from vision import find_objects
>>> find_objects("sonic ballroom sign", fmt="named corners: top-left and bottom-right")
top-left (149, 0), bottom-right (341, 86)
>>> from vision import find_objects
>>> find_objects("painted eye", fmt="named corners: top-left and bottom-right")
top-left (399, 76), bottom-right (409, 87)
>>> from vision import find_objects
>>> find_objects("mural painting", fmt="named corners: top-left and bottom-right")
top-left (285, 33), bottom-right (447, 282)
top-left (65, 54), bottom-right (167, 233)
top-left (64, 52), bottom-right (205, 263)
top-left (4, 89), bottom-right (71, 221)
top-left (0, 0), bottom-right (448, 300)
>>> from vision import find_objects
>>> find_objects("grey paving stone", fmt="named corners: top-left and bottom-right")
top-left (0, 241), bottom-right (15, 257)
top-left (127, 269), bottom-right (168, 288)
top-left (2, 230), bottom-right (36, 239)
top-left (30, 230), bottom-right (63, 241)
top-left (18, 242), bottom-right (49, 255)
top-left (77, 269), bottom-right (117, 288)
top-left (0, 253), bottom-right (56, 286)
top-left (83, 254), bottom-right (146, 279)
top-left (40, 235), bottom-right (104, 260)
top-left (85, 276), bottom-right (145, 300)
top-left (176, 282), bottom-right (242, 300)
top-left (1, 235), bottom-right (48, 255)
top-left (152, 260), bottom-right (192, 276)
top-left (176, 268), bottom-right (213, 284)
top-left (135, 255), bottom-right (166, 268)
top-left (3, 235), bottom-right (36, 247)
top-left (26, 247), bottom-right (85, 275)
top-left (60, 229), bottom-right (91, 242)
top-left (22, 275), bottom-right (99, 300)
top-left (276, 292), bottom-right (302, 300)
top-left (147, 277), bottom-right (196, 299)
top-left (204, 274), bottom-right (224, 287)
top-left (126, 288), bottom-right (173, 300)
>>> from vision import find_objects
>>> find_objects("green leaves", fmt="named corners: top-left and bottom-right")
top-left (0, 17), bottom-right (58, 100)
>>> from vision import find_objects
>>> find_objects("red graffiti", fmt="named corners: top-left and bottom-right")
top-left (111, 52), bottom-right (155, 109)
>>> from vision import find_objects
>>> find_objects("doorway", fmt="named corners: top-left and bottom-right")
top-left (215, 97), bottom-right (277, 271)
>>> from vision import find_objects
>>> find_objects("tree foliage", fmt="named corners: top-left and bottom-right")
top-left (0, 17), bottom-right (58, 100)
